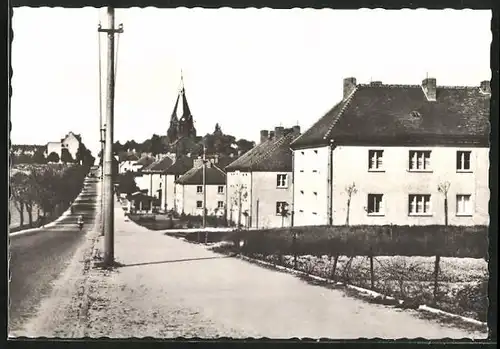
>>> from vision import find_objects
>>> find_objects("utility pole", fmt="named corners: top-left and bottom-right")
top-left (202, 143), bottom-right (207, 229)
top-left (98, 6), bottom-right (124, 266)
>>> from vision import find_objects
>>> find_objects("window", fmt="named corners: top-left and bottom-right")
top-left (276, 201), bottom-right (288, 215)
top-left (196, 186), bottom-right (203, 193)
top-left (218, 186), bottom-right (224, 194)
top-left (409, 151), bottom-right (431, 171)
top-left (368, 150), bottom-right (384, 171)
top-left (277, 174), bottom-right (288, 188)
top-left (367, 194), bottom-right (383, 214)
top-left (457, 151), bottom-right (471, 171)
top-left (196, 201), bottom-right (203, 208)
top-left (217, 201), bottom-right (224, 209)
top-left (456, 195), bottom-right (472, 215)
top-left (409, 194), bottom-right (431, 215)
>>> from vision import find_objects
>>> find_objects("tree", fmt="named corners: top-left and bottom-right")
top-left (278, 202), bottom-right (290, 228)
top-left (33, 147), bottom-right (47, 164)
top-left (236, 139), bottom-right (255, 156)
top-left (47, 152), bottom-right (60, 163)
top-left (345, 182), bottom-right (358, 226)
top-left (437, 181), bottom-right (451, 226)
top-left (75, 143), bottom-right (87, 165)
top-left (117, 172), bottom-right (139, 195)
top-left (10, 171), bottom-right (30, 227)
top-left (61, 148), bottom-right (74, 163)
top-left (230, 183), bottom-right (249, 228)
top-left (150, 134), bottom-right (164, 156)
top-left (213, 123), bottom-right (223, 136)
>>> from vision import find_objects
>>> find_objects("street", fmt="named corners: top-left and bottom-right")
top-left (8, 177), bottom-right (99, 333)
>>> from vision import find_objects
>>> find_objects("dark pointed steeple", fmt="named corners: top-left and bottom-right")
top-left (167, 70), bottom-right (197, 144)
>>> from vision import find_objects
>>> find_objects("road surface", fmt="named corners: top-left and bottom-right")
top-left (8, 177), bottom-right (99, 333)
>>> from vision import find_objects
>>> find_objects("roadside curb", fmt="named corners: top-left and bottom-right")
top-left (234, 254), bottom-right (487, 329)
top-left (9, 178), bottom-right (94, 238)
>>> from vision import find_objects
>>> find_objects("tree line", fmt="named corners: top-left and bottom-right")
top-left (11, 143), bottom-right (95, 166)
top-left (109, 123), bottom-right (255, 160)
top-left (10, 164), bottom-right (89, 228)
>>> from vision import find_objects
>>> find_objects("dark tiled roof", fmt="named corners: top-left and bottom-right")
top-left (176, 164), bottom-right (226, 185)
top-left (164, 155), bottom-right (194, 175)
top-left (225, 129), bottom-right (299, 172)
top-left (291, 84), bottom-right (491, 149)
top-left (135, 156), bottom-right (155, 167)
top-left (142, 156), bottom-right (174, 173)
top-left (125, 154), bottom-right (139, 161)
top-left (215, 156), bottom-right (236, 172)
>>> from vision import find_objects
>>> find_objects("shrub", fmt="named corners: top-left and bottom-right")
top-left (230, 225), bottom-right (488, 258)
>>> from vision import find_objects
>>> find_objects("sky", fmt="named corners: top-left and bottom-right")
top-left (10, 8), bottom-right (492, 157)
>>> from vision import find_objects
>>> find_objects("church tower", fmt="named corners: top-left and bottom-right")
top-left (167, 71), bottom-right (197, 143)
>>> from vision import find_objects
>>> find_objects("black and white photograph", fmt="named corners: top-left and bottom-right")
top-left (8, 7), bottom-right (493, 339)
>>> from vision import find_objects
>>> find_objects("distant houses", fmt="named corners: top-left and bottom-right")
top-left (118, 154), bottom-right (140, 173)
top-left (175, 160), bottom-right (227, 216)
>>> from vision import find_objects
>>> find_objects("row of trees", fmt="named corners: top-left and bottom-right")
top-left (112, 124), bottom-right (255, 159)
top-left (10, 164), bottom-right (89, 228)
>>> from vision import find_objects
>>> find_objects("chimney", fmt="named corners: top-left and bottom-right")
top-left (260, 130), bottom-right (269, 144)
top-left (480, 80), bottom-right (491, 94)
top-left (269, 131), bottom-right (275, 140)
top-left (275, 126), bottom-right (285, 138)
top-left (292, 125), bottom-right (301, 135)
top-left (343, 77), bottom-right (357, 100)
top-left (422, 77), bottom-right (437, 101)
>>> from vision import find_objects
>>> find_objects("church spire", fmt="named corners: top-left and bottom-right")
top-left (167, 70), bottom-right (197, 143)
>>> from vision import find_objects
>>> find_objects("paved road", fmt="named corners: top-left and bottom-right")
top-left (8, 177), bottom-right (99, 333)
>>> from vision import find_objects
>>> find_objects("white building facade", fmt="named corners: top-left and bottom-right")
top-left (291, 77), bottom-right (491, 227)
top-left (226, 126), bottom-right (300, 228)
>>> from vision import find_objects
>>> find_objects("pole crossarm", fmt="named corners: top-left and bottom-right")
top-left (98, 23), bottom-right (124, 33)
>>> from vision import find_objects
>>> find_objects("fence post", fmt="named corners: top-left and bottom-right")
top-left (433, 254), bottom-right (441, 305)
top-left (370, 252), bottom-right (375, 290)
top-left (293, 232), bottom-right (298, 269)
top-left (330, 255), bottom-right (339, 281)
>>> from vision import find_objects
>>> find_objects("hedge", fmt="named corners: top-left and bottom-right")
top-left (229, 225), bottom-right (488, 258)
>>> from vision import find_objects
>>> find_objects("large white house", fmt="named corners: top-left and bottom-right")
top-left (175, 160), bottom-right (227, 216)
top-left (45, 131), bottom-right (82, 161)
top-left (225, 126), bottom-right (301, 228)
top-left (290, 77), bottom-right (491, 226)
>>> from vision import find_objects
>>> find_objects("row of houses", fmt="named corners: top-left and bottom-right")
top-left (125, 76), bottom-right (490, 228)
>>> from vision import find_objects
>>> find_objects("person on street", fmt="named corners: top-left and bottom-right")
top-left (77, 214), bottom-right (84, 230)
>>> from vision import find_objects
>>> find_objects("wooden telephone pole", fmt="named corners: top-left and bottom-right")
top-left (98, 6), bottom-right (123, 266)
top-left (202, 144), bottom-right (207, 229)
